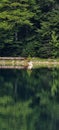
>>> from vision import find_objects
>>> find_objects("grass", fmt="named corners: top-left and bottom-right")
top-left (30, 57), bottom-right (59, 68)
top-left (0, 57), bottom-right (59, 69)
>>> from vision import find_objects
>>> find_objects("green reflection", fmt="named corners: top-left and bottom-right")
top-left (0, 68), bottom-right (59, 130)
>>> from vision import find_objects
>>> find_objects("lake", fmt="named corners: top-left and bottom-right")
top-left (0, 68), bottom-right (59, 130)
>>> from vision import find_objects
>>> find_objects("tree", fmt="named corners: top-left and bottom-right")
top-left (0, 0), bottom-right (59, 57)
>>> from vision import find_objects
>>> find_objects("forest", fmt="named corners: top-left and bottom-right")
top-left (0, 0), bottom-right (59, 58)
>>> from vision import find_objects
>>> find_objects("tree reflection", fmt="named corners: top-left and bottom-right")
top-left (0, 68), bottom-right (59, 130)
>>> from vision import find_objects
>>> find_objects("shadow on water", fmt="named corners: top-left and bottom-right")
top-left (0, 68), bottom-right (59, 130)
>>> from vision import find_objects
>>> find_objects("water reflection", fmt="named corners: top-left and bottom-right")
top-left (0, 68), bottom-right (59, 130)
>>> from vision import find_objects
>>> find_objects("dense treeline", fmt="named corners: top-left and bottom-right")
top-left (0, 0), bottom-right (59, 58)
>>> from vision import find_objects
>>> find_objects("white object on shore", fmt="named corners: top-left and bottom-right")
top-left (28, 61), bottom-right (33, 69)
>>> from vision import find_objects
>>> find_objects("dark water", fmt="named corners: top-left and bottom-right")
top-left (0, 68), bottom-right (59, 130)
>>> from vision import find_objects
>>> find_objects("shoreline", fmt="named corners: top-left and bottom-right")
top-left (0, 57), bottom-right (59, 69)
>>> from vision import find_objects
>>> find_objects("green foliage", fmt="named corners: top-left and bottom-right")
top-left (50, 31), bottom-right (59, 57)
top-left (0, 0), bottom-right (59, 57)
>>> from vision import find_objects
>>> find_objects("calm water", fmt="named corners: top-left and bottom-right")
top-left (0, 68), bottom-right (59, 130)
